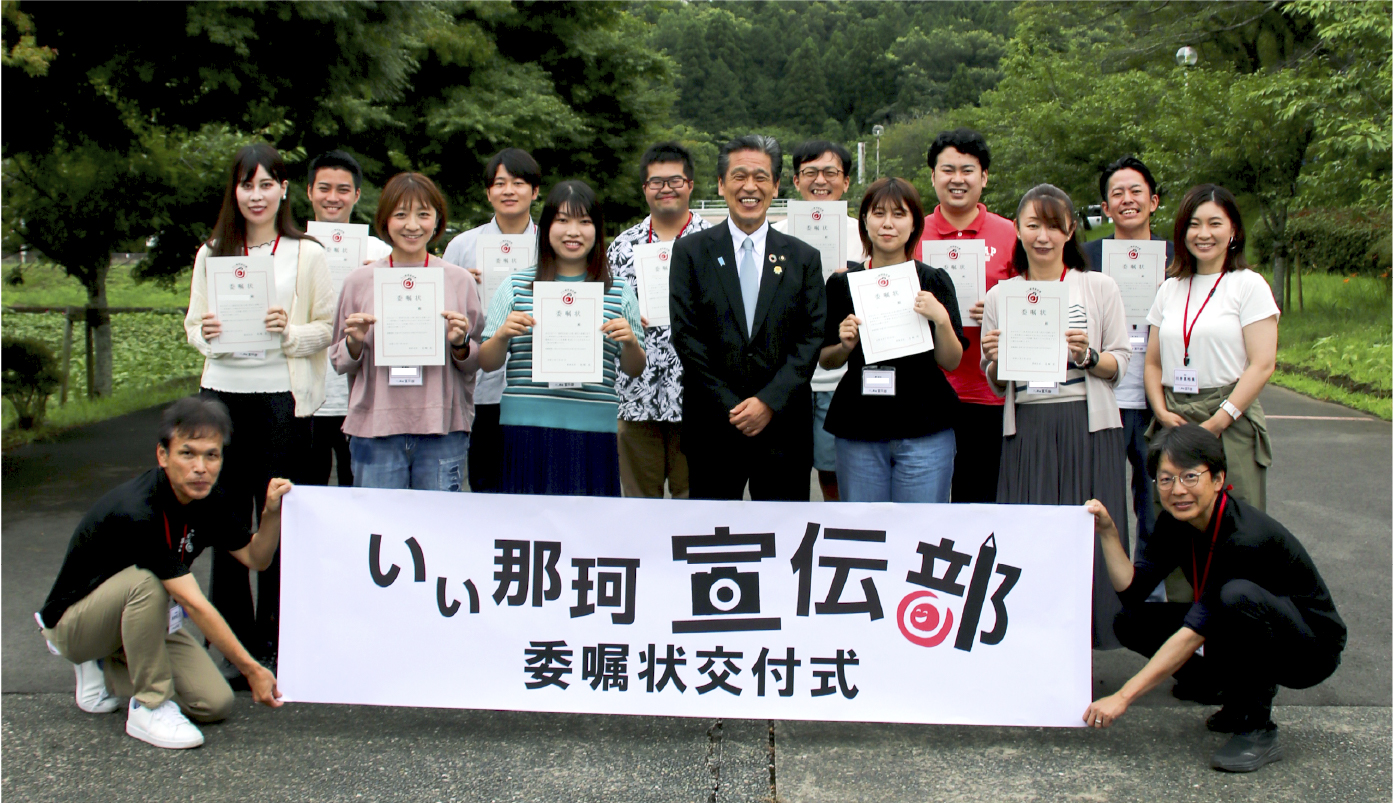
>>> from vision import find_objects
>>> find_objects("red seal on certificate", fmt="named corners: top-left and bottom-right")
top-left (500, 241), bottom-right (512, 255)
top-left (811, 207), bottom-right (823, 222)
top-left (561, 290), bottom-right (576, 305)
top-left (402, 276), bottom-right (415, 290)
top-left (332, 230), bottom-right (344, 243)
top-left (233, 265), bottom-right (247, 279)
top-left (947, 246), bottom-right (961, 261)
top-left (897, 590), bottom-right (954, 648)
top-left (1128, 246), bottom-right (1140, 260)
top-left (1027, 289), bottom-right (1041, 304)
top-left (659, 249), bottom-right (669, 262)
top-left (877, 274), bottom-right (890, 288)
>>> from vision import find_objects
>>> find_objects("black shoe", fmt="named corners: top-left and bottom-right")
top-left (1172, 680), bottom-right (1224, 705)
top-left (218, 658), bottom-right (251, 692)
top-left (1206, 706), bottom-right (1250, 733)
top-left (1211, 725), bottom-right (1282, 772)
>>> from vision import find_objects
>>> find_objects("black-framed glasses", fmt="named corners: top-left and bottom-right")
top-left (798, 167), bottom-right (844, 180)
top-left (644, 176), bottom-right (691, 191)
top-left (1155, 469), bottom-right (1211, 490)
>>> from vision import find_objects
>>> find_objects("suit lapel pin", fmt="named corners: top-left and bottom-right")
top-left (774, 265), bottom-right (783, 275)
top-left (718, 256), bottom-right (726, 267)
top-left (768, 254), bottom-right (777, 264)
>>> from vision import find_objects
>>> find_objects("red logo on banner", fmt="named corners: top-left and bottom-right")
top-left (562, 291), bottom-right (576, 305)
top-left (500, 241), bottom-right (512, 254)
top-left (1027, 290), bottom-right (1040, 304)
top-left (947, 247), bottom-right (961, 261)
top-left (877, 275), bottom-right (890, 288)
top-left (332, 230), bottom-right (344, 243)
top-left (234, 266), bottom-right (246, 279)
top-left (403, 277), bottom-right (415, 290)
top-left (811, 208), bottom-right (823, 222)
top-left (897, 590), bottom-right (955, 648)
top-left (1128, 246), bottom-right (1140, 260)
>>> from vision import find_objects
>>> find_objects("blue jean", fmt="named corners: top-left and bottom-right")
top-left (350, 431), bottom-right (469, 492)
top-left (834, 429), bottom-right (956, 503)
top-left (811, 391), bottom-right (837, 472)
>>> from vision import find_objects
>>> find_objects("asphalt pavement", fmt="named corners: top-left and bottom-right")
top-left (2, 386), bottom-right (1389, 801)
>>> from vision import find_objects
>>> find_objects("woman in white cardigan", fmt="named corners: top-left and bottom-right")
top-left (980, 184), bottom-right (1131, 649)
top-left (183, 143), bottom-right (334, 671)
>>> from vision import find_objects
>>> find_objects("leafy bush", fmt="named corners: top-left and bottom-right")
top-left (2, 337), bottom-right (61, 428)
top-left (1254, 209), bottom-right (1392, 276)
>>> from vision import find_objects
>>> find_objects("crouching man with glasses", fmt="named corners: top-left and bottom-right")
top-left (1082, 423), bottom-right (1345, 773)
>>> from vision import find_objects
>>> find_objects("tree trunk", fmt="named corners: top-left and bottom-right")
top-left (84, 261), bottom-right (114, 397)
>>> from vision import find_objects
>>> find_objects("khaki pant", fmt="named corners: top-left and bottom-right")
top-left (617, 419), bottom-right (688, 499)
top-left (42, 566), bottom-right (234, 722)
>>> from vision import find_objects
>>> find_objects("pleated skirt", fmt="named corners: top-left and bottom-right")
top-left (499, 424), bottom-right (622, 497)
top-left (997, 401), bottom-right (1127, 650)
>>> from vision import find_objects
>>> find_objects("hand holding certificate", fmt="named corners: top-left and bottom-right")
top-left (476, 234), bottom-right (534, 306)
top-left (921, 239), bottom-right (987, 326)
top-left (847, 261), bottom-right (933, 363)
top-left (532, 282), bottom-right (604, 384)
top-left (992, 282), bottom-right (1069, 383)
top-left (307, 222), bottom-right (371, 290)
top-left (1100, 240), bottom-right (1166, 327)
top-left (787, 200), bottom-right (848, 281)
top-left (206, 255), bottom-right (277, 353)
top-left (373, 266), bottom-right (447, 367)
top-left (632, 241), bottom-right (673, 328)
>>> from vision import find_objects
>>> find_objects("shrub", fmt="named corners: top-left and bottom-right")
top-left (1254, 209), bottom-right (1392, 276)
top-left (2, 337), bottom-right (62, 429)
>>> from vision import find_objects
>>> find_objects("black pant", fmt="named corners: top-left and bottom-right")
top-left (1121, 408), bottom-right (1156, 555)
top-left (1115, 580), bottom-right (1341, 722)
top-left (305, 415), bottom-right (352, 487)
top-left (685, 414), bottom-right (811, 502)
top-left (950, 402), bottom-right (1004, 503)
top-left (468, 403), bottom-right (503, 492)
top-left (199, 388), bottom-right (308, 662)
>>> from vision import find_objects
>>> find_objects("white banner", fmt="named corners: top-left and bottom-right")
top-left (280, 488), bottom-right (1093, 728)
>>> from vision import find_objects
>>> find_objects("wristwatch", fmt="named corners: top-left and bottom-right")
top-left (1075, 347), bottom-right (1099, 370)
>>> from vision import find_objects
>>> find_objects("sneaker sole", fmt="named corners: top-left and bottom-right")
top-left (126, 721), bottom-right (204, 750)
top-left (77, 697), bottom-right (122, 714)
top-left (1211, 745), bottom-right (1283, 773)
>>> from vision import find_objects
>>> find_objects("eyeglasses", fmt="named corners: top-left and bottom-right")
top-left (798, 167), bottom-right (844, 181)
top-left (644, 176), bottom-right (691, 191)
top-left (1155, 469), bottom-right (1211, 490)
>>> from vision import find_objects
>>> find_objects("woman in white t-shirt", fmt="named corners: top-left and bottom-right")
top-left (183, 143), bottom-right (335, 670)
top-left (1144, 184), bottom-right (1278, 510)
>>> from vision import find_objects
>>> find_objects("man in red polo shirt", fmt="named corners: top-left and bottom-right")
top-left (914, 128), bottom-right (1016, 503)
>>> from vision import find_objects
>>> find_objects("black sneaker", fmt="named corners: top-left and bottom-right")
top-left (1172, 680), bottom-right (1224, 705)
top-left (1210, 725), bottom-right (1282, 772)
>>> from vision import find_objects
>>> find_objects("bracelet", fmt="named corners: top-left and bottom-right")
top-left (1220, 399), bottom-right (1243, 420)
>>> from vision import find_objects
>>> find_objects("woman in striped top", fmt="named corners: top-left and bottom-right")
top-left (479, 181), bottom-right (646, 496)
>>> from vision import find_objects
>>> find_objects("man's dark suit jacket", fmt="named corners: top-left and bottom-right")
top-left (669, 221), bottom-right (826, 451)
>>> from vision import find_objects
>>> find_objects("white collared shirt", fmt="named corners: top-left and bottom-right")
top-left (726, 216), bottom-right (770, 295)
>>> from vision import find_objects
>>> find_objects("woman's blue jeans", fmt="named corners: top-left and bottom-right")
top-left (350, 431), bottom-right (469, 492)
top-left (834, 429), bottom-right (956, 503)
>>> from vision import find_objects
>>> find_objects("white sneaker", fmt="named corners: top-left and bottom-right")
top-left (74, 659), bottom-right (122, 714)
top-left (125, 698), bottom-right (204, 749)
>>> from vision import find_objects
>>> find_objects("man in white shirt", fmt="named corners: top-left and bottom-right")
top-left (772, 140), bottom-right (866, 501)
top-left (441, 148), bottom-right (542, 493)
top-left (304, 150), bottom-right (393, 487)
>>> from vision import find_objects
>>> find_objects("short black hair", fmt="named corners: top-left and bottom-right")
top-left (307, 150), bottom-right (364, 190)
top-left (926, 128), bottom-right (991, 173)
top-left (485, 148), bottom-right (542, 190)
top-left (1147, 423), bottom-right (1228, 479)
top-left (791, 140), bottom-right (853, 176)
top-left (640, 141), bottom-right (695, 182)
top-left (1098, 155), bottom-right (1158, 201)
top-left (717, 134), bottom-right (782, 186)
top-left (160, 396), bottom-right (232, 449)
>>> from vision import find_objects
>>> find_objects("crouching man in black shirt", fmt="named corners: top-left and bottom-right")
top-left (36, 396), bottom-right (292, 749)
top-left (1082, 424), bottom-right (1345, 773)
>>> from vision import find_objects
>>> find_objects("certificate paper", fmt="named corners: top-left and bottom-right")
top-left (632, 241), bottom-right (674, 328)
top-left (1100, 240), bottom-right (1166, 328)
top-left (787, 200), bottom-right (848, 281)
top-left (372, 267), bottom-right (446, 367)
top-left (206, 256), bottom-right (276, 353)
top-left (477, 234), bottom-right (535, 307)
top-left (307, 222), bottom-right (370, 290)
top-left (847, 262), bottom-right (933, 364)
top-left (921, 240), bottom-right (987, 327)
top-left (995, 282), bottom-right (1069, 383)
top-left (532, 282), bottom-right (604, 384)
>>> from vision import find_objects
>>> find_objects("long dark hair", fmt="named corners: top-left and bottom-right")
top-left (1169, 183), bottom-right (1249, 279)
top-left (534, 180), bottom-right (610, 290)
top-left (1010, 184), bottom-right (1088, 276)
top-left (207, 143), bottom-right (311, 258)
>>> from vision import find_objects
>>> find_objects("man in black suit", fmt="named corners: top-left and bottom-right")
top-left (670, 134), bottom-right (827, 501)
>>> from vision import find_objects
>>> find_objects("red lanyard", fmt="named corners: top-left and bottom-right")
top-left (1059, 265), bottom-right (1068, 282)
top-left (1181, 273), bottom-right (1223, 367)
top-left (648, 212), bottom-right (693, 244)
top-left (1190, 491), bottom-right (1228, 599)
top-left (162, 512), bottom-right (189, 565)
top-left (244, 236), bottom-right (280, 256)
top-left (389, 254), bottom-right (428, 267)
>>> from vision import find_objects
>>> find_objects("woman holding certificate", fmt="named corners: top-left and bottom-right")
top-left (184, 143), bottom-right (335, 669)
top-left (329, 173), bottom-right (483, 492)
top-left (1144, 184), bottom-right (1278, 509)
top-left (479, 181), bottom-right (645, 496)
top-left (818, 178), bottom-right (968, 503)
top-left (980, 184), bottom-right (1130, 649)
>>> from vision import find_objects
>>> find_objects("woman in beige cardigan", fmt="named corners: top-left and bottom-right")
top-left (183, 143), bottom-right (334, 672)
top-left (980, 184), bottom-right (1131, 649)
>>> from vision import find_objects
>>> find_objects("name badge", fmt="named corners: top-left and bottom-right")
top-left (1130, 333), bottom-right (1147, 354)
top-left (862, 367), bottom-right (895, 396)
top-left (1027, 381), bottom-right (1059, 396)
top-left (389, 366), bottom-right (424, 386)
top-left (549, 382), bottom-right (583, 390)
top-left (233, 351), bottom-right (266, 360)
top-left (168, 602), bottom-right (186, 634)
top-left (1173, 368), bottom-right (1199, 395)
